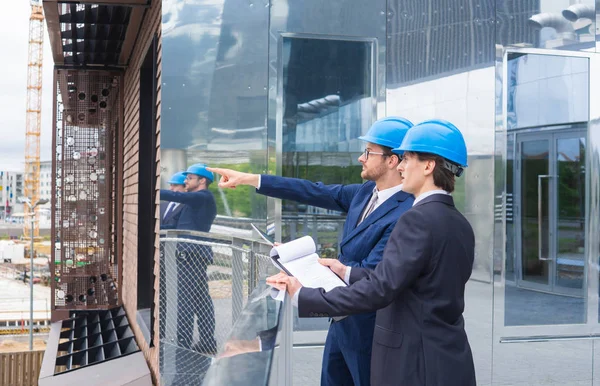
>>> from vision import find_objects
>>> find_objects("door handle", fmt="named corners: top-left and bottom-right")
top-left (537, 175), bottom-right (554, 261)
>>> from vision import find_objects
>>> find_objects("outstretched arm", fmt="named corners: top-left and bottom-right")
top-left (208, 167), bottom-right (362, 213)
top-left (160, 189), bottom-right (212, 207)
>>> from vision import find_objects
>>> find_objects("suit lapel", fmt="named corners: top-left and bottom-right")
top-left (345, 193), bottom-right (372, 233)
top-left (341, 190), bottom-right (412, 247)
top-left (163, 203), bottom-right (183, 223)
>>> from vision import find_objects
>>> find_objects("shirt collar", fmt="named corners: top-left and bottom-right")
top-left (374, 184), bottom-right (403, 205)
top-left (413, 189), bottom-right (450, 206)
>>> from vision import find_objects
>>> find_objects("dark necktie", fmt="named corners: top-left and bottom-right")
top-left (359, 191), bottom-right (378, 224)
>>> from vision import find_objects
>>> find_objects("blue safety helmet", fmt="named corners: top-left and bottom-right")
top-left (182, 163), bottom-right (214, 183)
top-left (168, 172), bottom-right (187, 185)
top-left (393, 119), bottom-right (468, 176)
top-left (358, 116), bottom-right (414, 151)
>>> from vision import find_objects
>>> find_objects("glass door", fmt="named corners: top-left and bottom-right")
top-left (515, 129), bottom-right (586, 298)
top-left (553, 132), bottom-right (586, 297)
top-left (499, 50), bottom-right (592, 333)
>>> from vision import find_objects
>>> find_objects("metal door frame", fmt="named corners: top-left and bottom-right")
top-left (495, 47), bottom-right (599, 341)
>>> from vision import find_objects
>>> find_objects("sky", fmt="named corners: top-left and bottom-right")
top-left (0, 2), bottom-right (53, 171)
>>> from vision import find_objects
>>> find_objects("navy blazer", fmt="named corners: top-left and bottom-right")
top-left (258, 175), bottom-right (414, 350)
top-left (298, 194), bottom-right (476, 386)
top-left (160, 189), bottom-right (217, 265)
top-left (160, 201), bottom-right (184, 230)
top-left (160, 189), bottom-right (216, 233)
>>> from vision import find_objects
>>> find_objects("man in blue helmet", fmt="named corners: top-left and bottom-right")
top-left (161, 171), bottom-right (187, 229)
top-left (160, 163), bottom-right (218, 382)
top-left (209, 117), bottom-right (415, 386)
top-left (268, 119), bottom-right (476, 386)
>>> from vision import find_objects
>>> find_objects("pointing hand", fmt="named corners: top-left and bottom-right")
top-left (206, 167), bottom-right (259, 189)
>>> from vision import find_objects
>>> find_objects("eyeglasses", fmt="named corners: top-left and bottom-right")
top-left (363, 149), bottom-right (390, 160)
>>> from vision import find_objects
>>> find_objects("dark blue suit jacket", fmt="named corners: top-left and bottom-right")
top-left (298, 194), bottom-right (476, 386)
top-left (258, 175), bottom-right (414, 351)
top-left (160, 201), bottom-right (184, 230)
top-left (160, 189), bottom-right (216, 233)
top-left (160, 189), bottom-right (217, 264)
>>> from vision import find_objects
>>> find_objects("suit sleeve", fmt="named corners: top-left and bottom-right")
top-left (298, 209), bottom-right (430, 317)
top-left (257, 175), bottom-right (361, 213)
top-left (160, 189), bottom-right (212, 208)
top-left (344, 221), bottom-right (397, 271)
top-left (348, 267), bottom-right (369, 284)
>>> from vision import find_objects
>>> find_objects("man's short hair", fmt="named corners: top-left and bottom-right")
top-left (410, 152), bottom-right (455, 192)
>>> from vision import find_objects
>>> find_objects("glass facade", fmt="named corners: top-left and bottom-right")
top-left (161, 0), bottom-right (600, 384)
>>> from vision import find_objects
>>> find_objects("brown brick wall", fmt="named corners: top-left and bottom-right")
top-left (121, 0), bottom-right (162, 382)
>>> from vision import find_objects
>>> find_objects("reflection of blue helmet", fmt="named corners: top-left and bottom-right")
top-left (358, 116), bottom-right (414, 150)
top-left (182, 163), bottom-right (214, 183)
top-left (168, 172), bottom-right (186, 185)
top-left (394, 119), bottom-right (468, 175)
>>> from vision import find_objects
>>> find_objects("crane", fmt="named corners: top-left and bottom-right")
top-left (23, 0), bottom-right (44, 240)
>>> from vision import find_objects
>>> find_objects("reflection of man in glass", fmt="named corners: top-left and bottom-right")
top-left (209, 117), bottom-right (415, 386)
top-left (161, 172), bottom-right (187, 229)
top-left (160, 164), bottom-right (218, 381)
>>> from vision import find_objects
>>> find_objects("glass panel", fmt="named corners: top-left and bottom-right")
top-left (160, 0), bottom-right (269, 221)
top-left (520, 139), bottom-right (550, 285)
top-left (507, 54), bottom-right (589, 130)
top-left (279, 36), bottom-right (374, 331)
top-left (555, 136), bottom-right (586, 293)
top-left (506, 131), bottom-right (587, 327)
top-left (160, 1), bottom-right (270, 383)
top-left (200, 282), bottom-right (283, 385)
top-left (503, 53), bottom-right (590, 328)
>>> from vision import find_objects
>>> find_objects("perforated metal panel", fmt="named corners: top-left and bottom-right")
top-left (52, 70), bottom-right (121, 312)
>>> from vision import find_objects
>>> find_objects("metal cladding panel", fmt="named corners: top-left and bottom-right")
top-left (52, 70), bottom-right (121, 313)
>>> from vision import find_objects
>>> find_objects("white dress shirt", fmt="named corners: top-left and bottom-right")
top-left (413, 189), bottom-right (450, 206)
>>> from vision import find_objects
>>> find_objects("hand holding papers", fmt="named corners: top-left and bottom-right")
top-left (268, 236), bottom-right (347, 300)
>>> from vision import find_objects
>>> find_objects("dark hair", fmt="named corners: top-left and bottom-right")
top-left (411, 152), bottom-right (456, 193)
top-left (380, 145), bottom-right (399, 163)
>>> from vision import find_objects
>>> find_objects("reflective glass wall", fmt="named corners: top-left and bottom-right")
top-left (161, 0), bottom-right (269, 223)
top-left (493, 0), bottom-right (600, 385)
top-left (160, 0), bottom-right (271, 383)
top-left (161, 0), bottom-right (600, 384)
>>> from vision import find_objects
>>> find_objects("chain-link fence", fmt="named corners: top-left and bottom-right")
top-left (159, 232), bottom-right (272, 386)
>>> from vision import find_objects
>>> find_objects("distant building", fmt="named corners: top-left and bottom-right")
top-left (0, 171), bottom-right (24, 219)
top-left (39, 160), bottom-right (52, 205)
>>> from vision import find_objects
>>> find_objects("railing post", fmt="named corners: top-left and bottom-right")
top-left (279, 294), bottom-right (293, 386)
top-left (231, 247), bottom-right (244, 324)
top-left (248, 249), bottom-right (257, 296)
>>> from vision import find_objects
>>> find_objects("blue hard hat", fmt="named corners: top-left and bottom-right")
top-left (182, 163), bottom-right (214, 183)
top-left (358, 116), bottom-right (414, 150)
top-left (168, 172), bottom-right (187, 185)
top-left (394, 119), bottom-right (468, 169)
